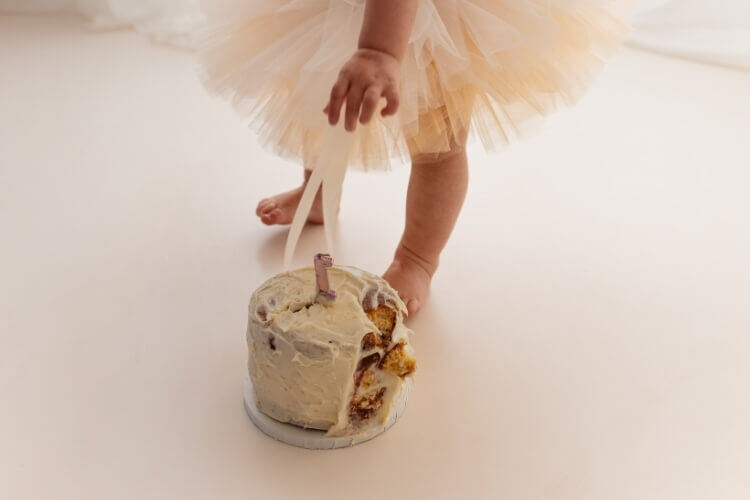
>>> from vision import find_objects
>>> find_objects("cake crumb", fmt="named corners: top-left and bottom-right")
top-left (380, 343), bottom-right (416, 377)
top-left (349, 387), bottom-right (386, 421)
top-left (360, 369), bottom-right (376, 389)
top-left (365, 305), bottom-right (396, 343)
top-left (361, 332), bottom-right (380, 351)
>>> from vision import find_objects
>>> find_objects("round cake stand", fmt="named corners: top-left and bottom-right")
top-left (242, 376), bottom-right (412, 449)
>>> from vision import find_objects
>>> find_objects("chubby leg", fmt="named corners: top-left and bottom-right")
top-left (255, 168), bottom-right (324, 225)
top-left (383, 146), bottom-right (469, 316)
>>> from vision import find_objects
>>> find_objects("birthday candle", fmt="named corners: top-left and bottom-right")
top-left (314, 253), bottom-right (336, 300)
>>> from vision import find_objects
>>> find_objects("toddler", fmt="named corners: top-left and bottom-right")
top-left (200, 0), bottom-right (630, 315)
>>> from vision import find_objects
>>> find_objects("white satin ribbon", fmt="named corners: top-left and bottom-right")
top-left (283, 125), bottom-right (355, 271)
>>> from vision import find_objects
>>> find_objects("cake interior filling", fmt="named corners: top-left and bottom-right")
top-left (348, 302), bottom-right (416, 428)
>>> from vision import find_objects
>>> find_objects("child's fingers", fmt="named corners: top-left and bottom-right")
top-left (328, 75), bottom-right (350, 125)
top-left (381, 87), bottom-right (400, 117)
top-left (344, 84), bottom-right (365, 132)
top-left (359, 86), bottom-right (382, 124)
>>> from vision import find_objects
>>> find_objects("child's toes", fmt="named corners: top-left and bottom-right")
top-left (260, 202), bottom-right (278, 218)
top-left (260, 208), bottom-right (282, 225)
top-left (263, 202), bottom-right (278, 215)
top-left (260, 213), bottom-right (273, 225)
top-left (405, 298), bottom-right (421, 316)
top-left (256, 199), bottom-right (275, 216)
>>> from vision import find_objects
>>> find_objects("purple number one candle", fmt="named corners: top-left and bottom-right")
top-left (314, 253), bottom-right (336, 300)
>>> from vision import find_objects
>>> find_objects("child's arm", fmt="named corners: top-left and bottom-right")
top-left (325, 0), bottom-right (418, 132)
top-left (358, 0), bottom-right (418, 61)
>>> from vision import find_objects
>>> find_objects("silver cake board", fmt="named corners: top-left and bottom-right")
top-left (242, 376), bottom-right (411, 449)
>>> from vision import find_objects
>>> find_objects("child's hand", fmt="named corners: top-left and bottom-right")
top-left (324, 48), bottom-right (401, 132)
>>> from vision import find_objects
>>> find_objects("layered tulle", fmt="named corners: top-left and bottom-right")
top-left (198, 0), bottom-right (631, 170)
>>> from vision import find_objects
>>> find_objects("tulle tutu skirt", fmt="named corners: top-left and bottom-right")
top-left (199, 0), bottom-right (631, 170)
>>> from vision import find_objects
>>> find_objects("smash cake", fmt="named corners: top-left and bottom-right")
top-left (244, 254), bottom-right (416, 448)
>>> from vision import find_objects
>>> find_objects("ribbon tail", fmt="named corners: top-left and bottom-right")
top-left (322, 126), bottom-right (353, 257)
top-left (283, 159), bottom-right (326, 272)
top-left (283, 126), bottom-right (353, 271)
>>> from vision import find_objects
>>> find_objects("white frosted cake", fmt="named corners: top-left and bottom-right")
top-left (247, 262), bottom-right (416, 438)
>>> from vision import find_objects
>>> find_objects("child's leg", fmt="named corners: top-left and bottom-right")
top-left (383, 146), bottom-right (469, 315)
top-left (255, 168), bottom-right (324, 226)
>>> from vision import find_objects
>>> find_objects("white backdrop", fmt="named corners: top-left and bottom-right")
top-left (1, 0), bottom-right (748, 67)
top-left (631, 0), bottom-right (750, 69)
top-left (0, 0), bottom-right (204, 47)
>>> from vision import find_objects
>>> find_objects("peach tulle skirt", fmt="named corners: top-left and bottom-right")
top-left (198, 0), bottom-right (631, 170)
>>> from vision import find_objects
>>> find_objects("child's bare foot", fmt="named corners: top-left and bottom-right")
top-left (383, 244), bottom-right (437, 316)
top-left (255, 184), bottom-right (323, 226)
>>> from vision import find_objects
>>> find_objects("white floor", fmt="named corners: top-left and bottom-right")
top-left (2, 15), bottom-right (750, 500)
